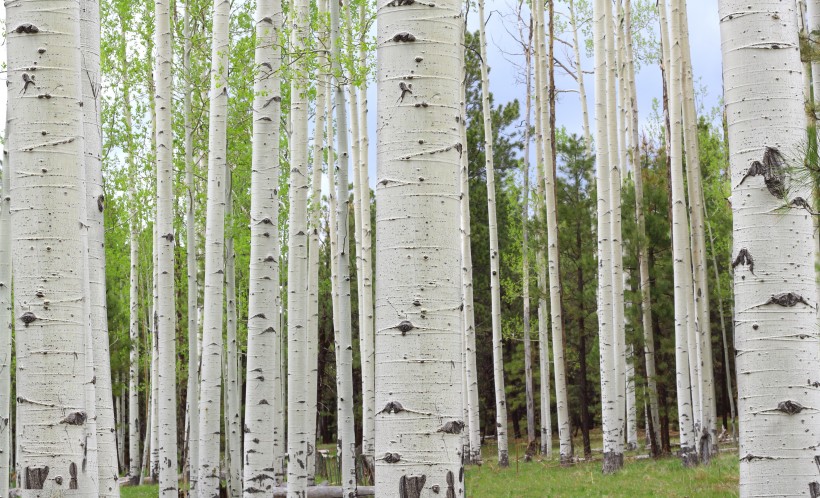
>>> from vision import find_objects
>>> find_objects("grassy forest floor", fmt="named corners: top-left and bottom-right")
top-left (121, 435), bottom-right (740, 497)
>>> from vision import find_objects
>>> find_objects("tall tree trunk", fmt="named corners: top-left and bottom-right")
top-left (0, 114), bottom-right (11, 498)
top-left (80, 0), bottom-right (118, 490)
top-left (522, 37), bottom-right (536, 448)
top-left (225, 174), bottom-right (240, 498)
top-left (677, 0), bottom-right (716, 459)
top-left (198, 0), bottom-right (230, 488)
top-left (183, 0), bottom-right (200, 489)
top-left (719, 1), bottom-right (820, 494)
top-left (476, 0), bottom-right (510, 467)
top-left (576, 225), bottom-right (591, 460)
top-left (459, 30), bottom-right (482, 464)
top-left (593, 0), bottom-right (620, 474)
top-left (624, 0), bottom-right (662, 457)
top-left (329, 0), bottom-right (357, 492)
top-left (242, 0), bottom-right (283, 488)
top-left (666, 0), bottom-right (698, 467)
top-left (375, 0), bottom-right (465, 490)
top-left (154, 0), bottom-right (178, 490)
top-left (7, 0), bottom-right (96, 490)
top-left (532, 5), bottom-right (552, 458)
top-left (568, 0), bottom-right (591, 155)
top-left (625, 345), bottom-right (638, 451)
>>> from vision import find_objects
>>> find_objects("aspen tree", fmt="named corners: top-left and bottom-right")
top-left (476, 0), bottom-right (510, 466)
top-left (7, 0), bottom-right (96, 490)
top-left (243, 0), bottom-right (284, 489)
top-left (225, 173), bottom-right (241, 498)
top-left (593, 0), bottom-right (620, 474)
top-left (719, 0), bottom-right (820, 494)
top-left (666, 0), bottom-right (698, 467)
top-left (286, 0), bottom-right (312, 486)
top-left (0, 126), bottom-right (11, 498)
top-left (80, 0), bottom-right (118, 490)
top-left (198, 0), bottom-right (230, 488)
top-left (375, 0), bottom-right (466, 490)
top-left (623, 0), bottom-right (662, 456)
top-left (532, 5), bottom-right (552, 458)
top-left (329, 0), bottom-right (357, 492)
top-left (522, 29), bottom-right (536, 448)
top-left (459, 26), bottom-right (482, 464)
top-left (568, 0), bottom-right (591, 154)
top-left (183, 0), bottom-right (200, 488)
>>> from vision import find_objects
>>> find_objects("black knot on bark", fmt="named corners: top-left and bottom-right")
top-left (380, 401), bottom-right (404, 414)
top-left (393, 32), bottom-right (416, 42)
top-left (777, 400), bottom-right (804, 414)
top-left (20, 312), bottom-right (37, 326)
top-left (24, 465), bottom-right (48, 490)
top-left (399, 475), bottom-right (426, 498)
top-left (397, 320), bottom-right (415, 335)
top-left (384, 452), bottom-right (401, 463)
top-left (97, 194), bottom-right (105, 212)
top-left (437, 420), bottom-right (465, 434)
top-left (386, 0), bottom-right (415, 6)
top-left (60, 411), bottom-right (87, 426)
top-left (162, 233), bottom-right (174, 242)
top-left (732, 248), bottom-right (754, 275)
top-left (15, 24), bottom-right (39, 34)
top-left (738, 147), bottom-right (785, 198)
top-left (766, 292), bottom-right (809, 308)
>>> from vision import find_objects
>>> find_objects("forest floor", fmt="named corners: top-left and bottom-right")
top-left (120, 436), bottom-right (740, 497)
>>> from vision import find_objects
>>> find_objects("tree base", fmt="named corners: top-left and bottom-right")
top-left (498, 450), bottom-right (509, 467)
top-left (602, 451), bottom-right (624, 474)
top-left (680, 445), bottom-right (699, 467)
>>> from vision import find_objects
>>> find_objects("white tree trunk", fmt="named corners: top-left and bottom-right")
top-left (522, 46), bottom-right (536, 447)
top-left (149, 246), bottom-right (159, 483)
top-left (198, 0), bottom-right (230, 489)
top-left (625, 345), bottom-right (637, 451)
top-left (568, 0), bottom-right (592, 155)
top-left (80, 0), bottom-right (119, 491)
top-left (329, 0), bottom-right (357, 493)
top-left (0, 118), bottom-right (12, 498)
top-left (286, 0), bottom-right (311, 489)
top-left (154, 0), bottom-right (178, 490)
top-left (476, 0), bottom-right (510, 466)
top-left (593, 0), bottom-right (620, 474)
top-left (183, 0), bottom-right (200, 489)
top-left (665, 0), bottom-right (698, 467)
top-left (623, 0), bottom-right (662, 456)
top-left (375, 0), bottom-right (466, 490)
top-left (7, 0), bottom-right (96, 491)
top-left (225, 175), bottom-right (241, 498)
top-left (719, 0), bottom-right (820, 494)
top-left (458, 39), bottom-right (482, 464)
top-left (243, 0), bottom-right (284, 490)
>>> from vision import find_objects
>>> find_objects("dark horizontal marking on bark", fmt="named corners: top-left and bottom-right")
top-left (392, 32), bottom-right (416, 42)
top-left (261, 16), bottom-right (273, 23)
top-left (740, 453), bottom-right (777, 462)
top-left (20, 312), bottom-right (37, 326)
top-left (766, 292), bottom-right (810, 308)
top-left (397, 320), bottom-right (414, 335)
top-left (791, 197), bottom-right (815, 214)
top-left (384, 452), bottom-right (401, 463)
top-left (738, 147), bottom-right (785, 199)
top-left (61, 411), bottom-right (87, 426)
top-left (399, 475), bottom-right (425, 498)
top-left (399, 142), bottom-right (462, 160)
top-left (777, 400), bottom-right (804, 414)
top-left (379, 401), bottom-right (404, 414)
top-left (251, 313), bottom-right (267, 319)
top-left (386, 0), bottom-right (435, 6)
top-left (732, 248), bottom-right (754, 275)
top-left (437, 420), bottom-right (465, 434)
top-left (14, 24), bottom-right (39, 33)
top-left (24, 465), bottom-right (48, 489)
top-left (810, 482), bottom-right (820, 498)
top-left (162, 233), bottom-right (174, 242)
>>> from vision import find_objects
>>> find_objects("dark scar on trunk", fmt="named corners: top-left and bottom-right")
top-left (397, 320), bottom-right (415, 335)
top-left (732, 248), bottom-right (754, 274)
top-left (765, 292), bottom-right (810, 308)
top-left (437, 420), bottom-right (465, 434)
top-left (738, 146), bottom-right (785, 198)
top-left (777, 400), bottom-right (804, 414)
top-left (393, 32), bottom-right (416, 42)
top-left (24, 466), bottom-right (48, 489)
top-left (379, 401), bottom-right (404, 414)
top-left (384, 452), bottom-right (401, 463)
top-left (399, 475), bottom-right (426, 498)
top-left (810, 482), bottom-right (820, 498)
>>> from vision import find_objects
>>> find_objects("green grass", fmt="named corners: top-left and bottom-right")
top-left (121, 484), bottom-right (158, 497)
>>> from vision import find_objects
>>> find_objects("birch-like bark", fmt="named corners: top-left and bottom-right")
top-left (522, 40), bottom-right (535, 447)
top-left (719, 1), bottom-right (820, 493)
top-left (677, 0), bottom-right (716, 458)
top-left (568, 0), bottom-right (591, 154)
top-left (225, 174), bottom-right (241, 498)
top-left (154, 0), bottom-right (178, 489)
top-left (7, 0), bottom-right (96, 490)
top-left (80, 0), bottom-right (118, 491)
top-left (0, 120), bottom-right (11, 498)
top-left (593, 0), bottom-right (620, 474)
top-left (306, 10), bottom-right (328, 482)
top-left (243, 0), bottom-right (283, 490)
top-left (458, 36), bottom-right (482, 464)
top-left (476, 0), bottom-right (510, 466)
top-left (197, 0), bottom-right (230, 489)
top-left (286, 0), bottom-right (311, 488)
top-left (375, 0), bottom-right (465, 489)
top-left (329, 0), bottom-right (356, 492)
top-left (149, 243), bottom-right (159, 483)
top-left (666, 0), bottom-right (698, 467)
top-left (183, 1), bottom-right (200, 488)
top-left (532, 7), bottom-right (552, 458)
top-left (623, 0), bottom-right (661, 457)
top-left (625, 345), bottom-right (637, 450)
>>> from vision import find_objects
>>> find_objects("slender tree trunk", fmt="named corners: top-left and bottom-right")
top-left (666, 0), bottom-right (698, 467)
top-left (625, 345), bottom-right (638, 451)
top-left (329, 0), bottom-right (357, 492)
top-left (7, 0), bottom-right (96, 490)
top-left (198, 0), bottom-right (230, 488)
top-left (242, 0), bottom-right (283, 483)
top-left (183, 1), bottom-right (200, 489)
top-left (624, 0), bottom-right (662, 457)
top-left (593, 0), bottom-right (620, 474)
top-left (568, 0), bottom-right (591, 155)
top-left (522, 38), bottom-right (536, 448)
top-left (375, 0), bottom-right (465, 489)
top-left (458, 32), bottom-right (482, 464)
top-left (475, 0), bottom-right (509, 467)
top-left (532, 6), bottom-right (552, 458)
top-left (719, 2), bottom-right (820, 493)
top-left (225, 174), bottom-right (241, 498)
top-left (576, 229), bottom-right (591, 460)
top-left (0, 115), bottom-right (11, 498)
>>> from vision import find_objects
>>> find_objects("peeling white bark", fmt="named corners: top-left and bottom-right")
top-left (719, 0), bottom-right (820, 494)
top-left (375, 0), bottom-right (466, 491)
top-left (0, 121), bottom-right (12, 498)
